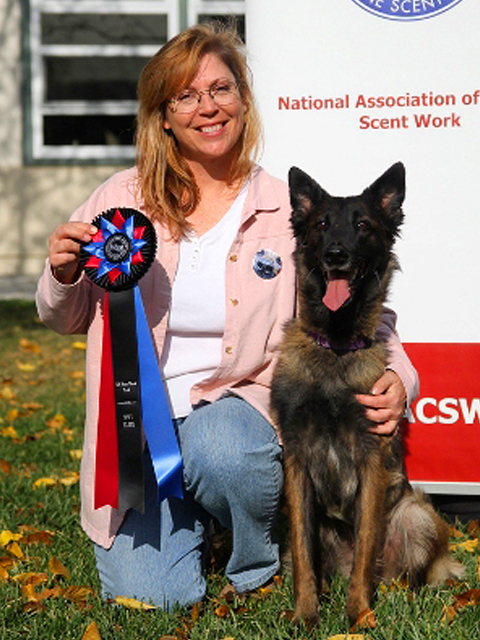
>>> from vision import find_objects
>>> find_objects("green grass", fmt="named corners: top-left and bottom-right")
top-left (0, 300), bottom-right (479, 639)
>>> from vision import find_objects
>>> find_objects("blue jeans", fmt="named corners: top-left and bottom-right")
top-left (94, 396), bottom-right (283, 610)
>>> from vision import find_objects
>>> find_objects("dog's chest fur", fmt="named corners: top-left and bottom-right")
top-left (273, 322), bottom-right (389, 522)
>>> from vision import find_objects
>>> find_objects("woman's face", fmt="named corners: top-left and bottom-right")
top-left (162, 53), bottom-right (247, 169)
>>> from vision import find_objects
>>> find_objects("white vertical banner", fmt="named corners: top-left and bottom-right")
top-left (246, 0), bottom-right (480, 492)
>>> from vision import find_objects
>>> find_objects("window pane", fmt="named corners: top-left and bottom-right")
top-left (41, 13), bottom-right (168, 46)
top-left (43, 115), bottom-right (135, 146)
top-left (45, 57), bottom-right (150, 101)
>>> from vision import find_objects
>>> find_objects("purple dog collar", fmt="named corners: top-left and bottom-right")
top-left (306, 330), bottom-right (371, 353)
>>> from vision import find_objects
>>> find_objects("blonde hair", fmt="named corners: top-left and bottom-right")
top-left (136, 22), bottom-right (262, 239)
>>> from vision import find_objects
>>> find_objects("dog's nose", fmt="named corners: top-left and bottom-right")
top-left (324, 244), bottom-right (349, 268)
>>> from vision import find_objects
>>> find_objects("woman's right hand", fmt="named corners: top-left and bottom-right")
top-left (49, 222), bottom-right (97, 284)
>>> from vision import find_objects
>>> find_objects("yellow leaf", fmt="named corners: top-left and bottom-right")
top-left (67, 371), bottom-right (85, 380)
top-left (73, 341), bottom-right (87, 350)
top-left (16, 362), bottom-right (36, 372)
top-left (457, 538), bottom-right (479, 552)
top-left (0, 566), bottom-right (9, 581)
top-left (33, 477), bottom-right (57, 489)
top-left (114, 596), bottom-right (156, 610)
top-left (82, 621), bottom-right (102, 640)
top-left (5, 409), bottom-right (19, 423)
top-left (1, 426), bottom-right (18, 439)
top-left (46, 414), bottom-right (67, 430)
top-left (7, 542), bottom-right (24, 559)
top-left (59, 472), bottom-right (79, 486)
top-left (0, 530), bottom-right (23, 547)
top-left (69, 449), bottom-right (83, 460)
top-left (0, 386), bottom-right (15, 400)
top-left (49, 557), bottom-right (70, 580)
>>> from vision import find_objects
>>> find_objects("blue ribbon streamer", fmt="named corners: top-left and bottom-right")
top-left (134, 285), bottom-right (184, 502)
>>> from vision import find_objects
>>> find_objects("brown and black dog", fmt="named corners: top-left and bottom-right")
top-left (270, 163), bottom-right (463, 626)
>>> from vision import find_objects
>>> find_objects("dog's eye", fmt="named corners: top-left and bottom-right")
top-left (356, 219), bottom-right (370, 231)
top-left (318, 220), bottom-right (327, 230)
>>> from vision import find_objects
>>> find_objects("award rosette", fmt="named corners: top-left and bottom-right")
top-left (79, 208), bottom-right (183, 513)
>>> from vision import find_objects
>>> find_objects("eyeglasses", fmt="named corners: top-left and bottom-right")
top-left (169, 81), bottom-right (239, 114)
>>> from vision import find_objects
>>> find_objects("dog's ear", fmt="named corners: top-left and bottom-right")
top-left (364, 162), bottom-right (405, 238)
top-left (289, 167), bottom-right (328, 232)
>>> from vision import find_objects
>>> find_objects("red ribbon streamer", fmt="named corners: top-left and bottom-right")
top-left (94, 293), bottom-right (119, 510)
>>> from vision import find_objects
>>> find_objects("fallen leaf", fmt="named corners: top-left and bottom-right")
top-left (0, 566), bottom-right (9, 581)
top-left (5, 409), bottom-right (19, 422)
top-left (478, 557), bottom-right (480, 583)
top-left (0, 385), bottom-right (15, 400)
top-left (59, 472), bottom-right (80, 486)
top-left (82, 621), bottom-right (102, 640)
top-left (13, 572), bottom-right (48, 586)
top-left (16, 362), bottom-right (36, 372)
top-left (329, 636), bottom-right (365, 640)
top-left (22, 402), bottom-right (43, 412)
top-left (73, 341), bottom-right (87, 350)
top-left (454, 588), bottom-right (480, 608)
top-left (352, 608), bottom-right (377, 630)
top-left (20, 530), bottom-right (55, 545)
top-left (0, 556), bottom-right (17, 569)
top-left (67, 371), bottom-right (85, 380)
top-left (457, 539), bottom-right (478, 552)
top-left (33, 477), bottom-right (57, 489)
top-left (0, 530), bottom-right (23, 547)
top-left (46, 414), bottom-right (67, 430)
top-left (19, 339), bottom-right (42, 354)
top-left (214, 603), bottom-right (231, 618)
top-left (114, 596), bottom-right (156, 610)
top-left (0, 460), bottom-right (12, 474)
top-left (69, 449), bottom-right (83, 460)
top-left (49, 556), bottom-right (70, 580)
top-left (468, 521), bottom-right (479, 538)
top-left (219, 583), bottom-right (236, 603)
top-left (63, 585), bottom-right (96, 603)
top-left (7, 542), bottom-right (24, 559)
top-left (0, 426), bottom-right (19, 439)
top-left (441, 604), bottom-right (457, 623)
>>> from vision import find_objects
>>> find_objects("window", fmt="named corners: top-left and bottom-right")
top-left (23, 0), bottom-right (245, 164)
top-left (24, 1), bottom-right (179, 164)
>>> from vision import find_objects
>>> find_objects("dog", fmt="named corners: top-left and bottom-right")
top-left (270, 162), bottom-right (463, 627)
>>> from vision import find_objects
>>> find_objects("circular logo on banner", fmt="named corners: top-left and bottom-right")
top-left (352, 0), bottom-right (464, 21)
top-left (79, 208), bottom-right (157, 291)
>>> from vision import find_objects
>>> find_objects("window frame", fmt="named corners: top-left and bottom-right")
top-left (23, 0), bottom-right (179, 165)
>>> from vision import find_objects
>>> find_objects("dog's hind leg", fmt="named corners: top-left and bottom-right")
top-left (284, 453), bottom-right (319, 625)
top-left (383, 489), bottom-right (464, 586)
top-left (346, 452), bottom-right (387, 626)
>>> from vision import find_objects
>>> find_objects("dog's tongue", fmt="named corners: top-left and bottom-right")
top-left (323, 276), bottom-right (351, 312)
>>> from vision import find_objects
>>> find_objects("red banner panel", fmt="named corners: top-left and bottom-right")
top-left (403, 343), bottom-right (480, 485)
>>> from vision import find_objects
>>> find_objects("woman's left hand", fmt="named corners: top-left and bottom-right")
top-left (356, 370), bottom-right (407, 436)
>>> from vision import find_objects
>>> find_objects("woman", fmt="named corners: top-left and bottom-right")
top-left (36, 23), bottom-right (418, 609)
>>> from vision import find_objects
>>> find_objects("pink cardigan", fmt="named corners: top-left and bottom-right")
top-left (36, 165), bottom-right (419, 548)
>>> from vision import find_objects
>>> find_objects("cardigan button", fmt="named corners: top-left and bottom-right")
top-left (225, 346), bottom-right (233, 355)
top-left (229, 254), bottom-right (238, 262)
top-left (230, 298), bottom-right (239, 307)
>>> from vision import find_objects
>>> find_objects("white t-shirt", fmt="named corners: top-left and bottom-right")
top-left (160, 185), bottom-right (248, 417)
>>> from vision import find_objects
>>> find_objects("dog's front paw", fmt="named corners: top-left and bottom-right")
top-left (292, 595), bottom-right (319, 627)
top-left (345, 598), bottom-right (376, 629)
